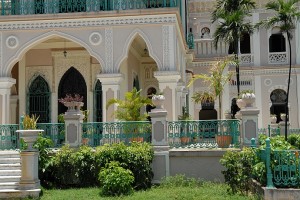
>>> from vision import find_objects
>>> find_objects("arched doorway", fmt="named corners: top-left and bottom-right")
top-left (94, 80), bottom-right (103, 122)
top-left (270, 89), bottom-right (287, 123)
top-left (27, 75), bottom-right (51, 123)
top-left (58, 67), bottom-right (87, 115)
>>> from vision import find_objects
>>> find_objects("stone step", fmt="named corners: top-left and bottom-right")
top-left (0, 163), bottom-right (21, 170)
top-left (0, 176), bottom-right (21, 183)
top-left (0, 189), bottom-right (41, 199)
top-left (0, 157), bottom-right (20, 164)
top-left (0, 170), bottom-right (21, 176)
top-left (0, 182), bottom-right (19, 190)
top-left (0, 151), bottom-right (20, 159)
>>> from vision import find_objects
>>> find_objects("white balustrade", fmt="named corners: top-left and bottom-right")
top-left (268, 52), bottom-right (288, 64)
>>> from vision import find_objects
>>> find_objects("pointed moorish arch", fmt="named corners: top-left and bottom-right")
top-left (4, 30), bottom-right (105, 76)
top-left (58, 67), bottom-right (87, 115)
top-left (115, 28), bottom-right (162, 72)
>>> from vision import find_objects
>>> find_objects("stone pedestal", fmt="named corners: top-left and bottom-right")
top-left (149, 108), bottom-right (169, 183)
top-left (279, 121), bottom-right (290, 137)
top-left (240, 108), bottom-right (260, 146)
top-left (64, 112), bottom-right (84, 147)
top-left (19, 151), bottom-right (40, 191)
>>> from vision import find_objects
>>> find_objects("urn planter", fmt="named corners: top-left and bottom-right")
top-left (152, 95), bottom-right (165, 109)
top-left (17, 129), bottom-right (44, 151)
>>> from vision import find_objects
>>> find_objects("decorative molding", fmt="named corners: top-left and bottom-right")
top-left (0, 15), bottom-right (177, 31)
top-left (268, 85), bottom-right (288, 93)
top-left (89, 32), bottom-right (102, 46)
top-left (26, 66), bottom-right (52, 92)
top-left (6, 35), bottom-right (18, 49)
top-left (162, 25), bottom-right (170, 71)
top-left (264, 79), bottom-right (272, 87)
top-left (0, 32), bottom-right (2, 76)
top-left (105, 28), bottom-right (113, 73)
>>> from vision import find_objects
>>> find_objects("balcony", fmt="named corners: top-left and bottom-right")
top-left (194, 38), bottom-right (254, 65)
top-left (0, 0), bottom-right (178, 16)
top-left (268, 52), bottom-right (288, 64)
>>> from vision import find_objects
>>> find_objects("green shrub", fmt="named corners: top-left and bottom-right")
top-left (220, 148), bottom-right (256, 195)
top-left (95, 142), bottom-right (154, 190)
top-left (160, 174), bottom-right (203, 188)
top-left (99, 161), bottom-right (134, 196)
top-left (252, 162), bottom-right (266, 185)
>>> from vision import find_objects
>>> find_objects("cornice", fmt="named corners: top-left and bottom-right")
top-left (0, 14), bottom-right (177, 31)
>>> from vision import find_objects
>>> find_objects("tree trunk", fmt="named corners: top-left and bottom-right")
top-left (219, 94), bottom-right (222, 119)
top-left (285, 31), bottom-right (292, 141)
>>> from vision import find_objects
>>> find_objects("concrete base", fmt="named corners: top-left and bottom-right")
top-left (169, 149), bottom-right (240, 182)
top-left (0, 189), bottom-right (41, 199)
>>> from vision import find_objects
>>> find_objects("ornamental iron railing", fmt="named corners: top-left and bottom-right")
top-left (0, 0), bottom-right (178, 15)
top-left (81, 121), bottom-right (152, 147)
top-left (36, 123), bottom-right (65, 148)
top-left (0, 124), bottom-right (19, 150)
top-left (167, 120), bottom-right (240, 148)
top-left (258, 125), bottom-right (280, 137)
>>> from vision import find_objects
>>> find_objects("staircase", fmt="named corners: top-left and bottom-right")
top-left (0, 150), bottom-right (21, 198)
top-left (0, 150), bottom-right (41, 198)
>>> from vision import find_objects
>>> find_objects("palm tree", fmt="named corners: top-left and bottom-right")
top-left (188, 57), bottom-right (235, 119)
top-left (106, 88), bottom-right (152, 121)
top-left (212, 0), bottom-right (256, 96)
top-left (256, 0), bottom-right (300, 140)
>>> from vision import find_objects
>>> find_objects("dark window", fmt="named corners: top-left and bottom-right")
top-left (270, 89), bottom-right (287, 123)
top-left (269, 34), bottom-right (286, 52)
top-left (94, 80), bottom-right (103, 122)
top-left (28, 75), bottom-right (51, 123)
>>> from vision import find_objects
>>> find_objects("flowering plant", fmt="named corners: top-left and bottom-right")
top-left (241, 90), bottom-right (255, 99)
top-left (152, 94), bottom-right (165, 101)
top-left (58, 94), bottom-right (83, 104)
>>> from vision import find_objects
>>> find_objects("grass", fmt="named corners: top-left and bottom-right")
top-left (37, 182), bottom-right (258, 200)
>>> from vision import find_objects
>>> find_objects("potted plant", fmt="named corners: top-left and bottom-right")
top-left (191, 91), bottom-right (215, 110)
top-left (178, 107), bottom-right (193, 145)
top-left (17, 114), bottom-right (44, 151)
top-left (280, 113), bottom-right (287, 122)
top-left (270, 114), bottom-right (277, 124)
top-left (106, 88), bottom-right (152, 142)
top-left (188, 56), bottom-right (235, 119)
top-left (240, 90), bottom-right (255, 107)
top-left (58, 93), bottom-right (84, 113)
top-left (151, 92), bottom-right (165, 109)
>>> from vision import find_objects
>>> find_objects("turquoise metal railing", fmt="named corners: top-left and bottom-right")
top-left (0, 124), bottom-right (19, 150)
top-left (258, 125), bottom-right (280, 137)
top-left (289, 128), bottom-right (300, 135)
top-left (0, 0), bottom-right (178, 15)
top-left (36, 123), bottom-right (65, 148)
top-left (187, 31), bottom-right (194, 49)
top-left (167, 120), bottom-right (240, 148)
top-left (82, 121), bottom-right (151, 146)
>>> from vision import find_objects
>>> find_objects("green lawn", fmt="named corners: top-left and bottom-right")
top-left (39, 182), bottom-right (258, 200)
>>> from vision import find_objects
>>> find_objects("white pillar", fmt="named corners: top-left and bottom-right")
top-left (297, 73), bottom-right (300, 127)
top-left (0, 77), bottom-right (16, 124)
top-left (254, 74), bottom-right (263, 128)
top-left (252, 13), bottom-right (261, 66)
top-left (97, 73), bottom-right (124, 122)
top-left (154, 71), bottom-right (181, 121)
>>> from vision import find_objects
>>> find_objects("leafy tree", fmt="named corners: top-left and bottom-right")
top-left (188, 57), bottom-right (235, 119)
top-left (212, 0), bottom-right (256, 96)
top-left (106, 88), bottom-right (152, 121)
top-left (256, 0), bottom-right (300, 140)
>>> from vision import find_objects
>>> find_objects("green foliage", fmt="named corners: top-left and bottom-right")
top-left (160, 174), bottom-right (203, 188)
top-left (33, 133), bottom-right (54, 185)
top-left (178, 106), bottom-right (192, 120)
top-left (95, 142), bottom-right (154, 190)
top-left (287, 134), bottom-right (300, 149)
top-left (252, 162), bottom-right (266, 185)
top-left (259, 135), bottom-right (291, 150)
top-left (220, 148), bottom-right (256, 195)
top-left (40, 143), bottom-right (154, 190)
top-left (22, 114), bottom-right (39, 129)
top-left (106, 88), bottom-right (152, 121)
top-left (191, 91), bottom-right (215, 104)
top-left (99, 161), bottom-right (134, 196)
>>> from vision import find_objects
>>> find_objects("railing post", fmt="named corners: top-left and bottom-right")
top-left (251, 138), bottom-right (256, 148)
top-left (64, 110), bottom-right (84, 148)
top-left (266, 138), bottom-right (274, 188)
top-left (149, 106), bottom-right (169, 184)
top-left (240, 105), bottom-right (260, 146)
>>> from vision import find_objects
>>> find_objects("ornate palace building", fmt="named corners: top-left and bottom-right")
top-left (0, 0), bottom-right (299, 129)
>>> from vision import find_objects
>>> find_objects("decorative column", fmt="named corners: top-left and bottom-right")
top-left (149, 101), bottom-right (169, 184)
top-left (0, 77), bottom-right (16, 124)
top-left (97, 73), bottom-right (124, 122)
top-left (64, 108), bottom-right (84, 148)
top-left (154, 71), bottom-right (181, 121)
top-left (240, 99), bottom-right (260, 146)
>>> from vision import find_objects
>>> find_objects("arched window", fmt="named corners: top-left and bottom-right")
top-left (133, 75), bottom-right (140, 91)
top-left (269, 28), bottom-right (286, 52)
top-left (94, 80), bottom-right (103, 122)
top-left (228, 33), bottom-right (251, 54)
top-left (28, 75), bottom-right (51, 123)
top-left (270, 89), bottom-right (287, 123)
top-left (58, 67), bottom-right (87, 115)
top-left (201, 27), bottom-right (210, 39)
